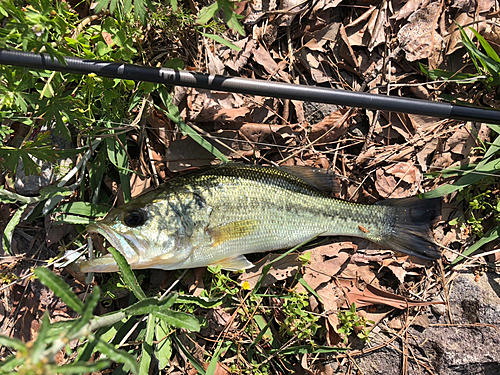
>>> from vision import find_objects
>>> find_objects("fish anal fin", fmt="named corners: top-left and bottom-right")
top-left (211, 255), bottom-right (254, 271)
top-left (208, 219), bottom-right (259, 247)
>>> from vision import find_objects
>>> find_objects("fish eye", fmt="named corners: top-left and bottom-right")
top-left (123, 210), bottom-right (146, 227)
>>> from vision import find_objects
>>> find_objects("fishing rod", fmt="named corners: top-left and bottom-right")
top-left (1, 48), bottom-right (499, 125)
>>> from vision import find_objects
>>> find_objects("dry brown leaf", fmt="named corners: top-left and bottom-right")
top-left (450, 0), bottom-right (476, 12)
top-left (238, 253), bottom-right (301, 289)
top-left (375, 161), bottom-right (422, 198)
top-left (46, 223), bottom-right (73, 247)
top-left (316, 283), bottom-right (345, 312)
top-left (147, 110), bottom-right (173, 145)
top-left (398, 1), bottom-right (443, 65)
top-left (338, 25), bottom-right (358, 68)
top-left (325, 314), bottom-right (343, 346)
top-left (350, 252), bottom-right (392, 263)
top-left (367, 3), bottom-right (388, 51)
top-left (385, 262), bottom-right (408, 284)
top-left (393, 0), bottom-right (426, 21)
top-left (479, 0), bottom-right (498, 13)
top-left (164, 137), bottom-right (216, 172)
top-left (338, 279), bottom-right (445, 309)
top-left (244, 0), bottom-right (278, 25)
top-left (205, 44), bottom-right (224, 75)
top-left (252, 42), bottom-right (290, 82)
top-left (277, 0), bottom-right (307, 27)
top-left (225, 38), bottom-right (256, 72)
top-left (239, 123), bottom-right (294, 144)
top-left (303, 22), bottom-right (341, 51)
top-left (446, 12), bottom-right (475, 55)
top-left (300, 242), bottom-right (355, 290)
top-left (309, 108), bottom-right (351, 143)
top-left (130, 162), bottom-right (151, 198)
top-left (416, 137), bottom-right (439, 172)
top-left (312, 0), bottom-right (343, 14)
top-left (339, 262), bottom-right (377, 284)
top-left (102, 32), bottom-right (113, 46)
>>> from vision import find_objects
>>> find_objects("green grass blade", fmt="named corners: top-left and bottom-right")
top-left (49, 359), bottom-right (112, 374)
top-left (451, 226), bottom-right (500, 265)
top-left (122, 294), bottom-right (177, 316)
top-left (0, 335), bottom-right (26, 352)
top-left (116, 133), bottom-right (131, 203)
top-left (108, 247), bottom-right (147, 301)
top-left (172, 334), bottom-right (206, 374)
top-left (34, 267), bottom-right (84, 314)
top-left (155, 319), bottom-right (173, 370)
top-left (269, 344), bottom-right (348, 355)
top-left (31, 313), bottom-right (50, 363)
top-left (252, 235), bottom-right (319, 293)
top-left (0, 189), bottom-right (39, 204)
top-left (199, 31), bottom-right (241, 51)
top-left (154, 310), bottom-right (200, 332)
top-left (96, 339), bottom-right (139, 375)
top-left (52, 202), bottom-right (109, 217)
top-left (2, 204), bottom-right (27, 255)
top-left (69, 287), bottom-right (101, 335)
top-left (0, 355), bottom-right (25, 374)
top-left (196, 1), bottom-right (221, 25)
top-left (247, 316), bottom-right (274, 360)
top-left (157, 88), bottom-right (229, 162)
top-left (175, 294), bottom-right (224, 308)
top-left (420, 158), bottom-right (500, 198)
top-left (138, 315), bottom-right (155, 375)
top-left (469, 27), bottom-right (500, 63)
top-left (206, 340), bottom-right (231, 375)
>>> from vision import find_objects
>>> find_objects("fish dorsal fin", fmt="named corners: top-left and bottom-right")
top-left (278, 165), bottom-right (340, 195)
top-left (211, 255), bottom-right (254, 271)
top-left (208, 219), bottom-right (259, 247)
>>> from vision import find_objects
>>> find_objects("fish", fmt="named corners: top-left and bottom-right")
top-left (79, 163), bottom-right (442, 273)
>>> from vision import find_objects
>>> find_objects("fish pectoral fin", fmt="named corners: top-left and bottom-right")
top-left (208, 219), bottom-right (259, 247)
top-left (211, 255), bottom-right (254, 271)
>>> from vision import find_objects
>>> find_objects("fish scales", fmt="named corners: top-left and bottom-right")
top-left (80, 163), bottom-right (442, 273)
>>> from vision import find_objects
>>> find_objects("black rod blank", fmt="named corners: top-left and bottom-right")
top-left (1, 49), bottom-right (499, 124)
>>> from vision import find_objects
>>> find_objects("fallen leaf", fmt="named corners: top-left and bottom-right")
top-left (238, 253), bottom-right (301, 289)
top-left (225, 38), bottom-right (256, 72)
top-left (375, 161), bottom-right (422, 198)
top-left (309, 108), bottom-right (351, 143)
top-left (393, 0), bottom-right (425, 21)
top-left (398, 1), bottom-right (443, 65)
top-left (300, 242), bottom-right (355, 290)
top-left (338, 279), bottom-right (445, 309)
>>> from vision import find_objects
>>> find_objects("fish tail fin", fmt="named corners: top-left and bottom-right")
top-left (375, 196), bottom-right (442, 260)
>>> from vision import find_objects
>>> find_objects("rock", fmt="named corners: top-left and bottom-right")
top-left (346, 272), bottom-right (500, 375)
top-left (15, 158), bottom-right (55, 196)
top-left (14, 134), bottom-right (74, 196)
top-left (303, 102), bottom-right (338, 124)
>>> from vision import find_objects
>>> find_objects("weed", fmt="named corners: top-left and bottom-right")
top-left (280, 291), bottom-right (321, 342)
top-left (337, 303), bottom-right (373, 343)
top-left (420, 26), bottom-right (500, 262)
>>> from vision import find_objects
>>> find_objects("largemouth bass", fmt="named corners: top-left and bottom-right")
top-left (80, 163), bottom-right (441, 273)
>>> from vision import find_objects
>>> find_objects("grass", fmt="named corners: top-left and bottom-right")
top-left (0, 2), bottom-right (499, 374)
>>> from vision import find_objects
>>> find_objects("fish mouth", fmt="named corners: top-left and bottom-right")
top-left (80, 222), bottom-right (148, 273)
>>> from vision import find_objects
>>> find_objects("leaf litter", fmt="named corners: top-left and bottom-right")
top-left (1, 0), bottom-right (500, 374)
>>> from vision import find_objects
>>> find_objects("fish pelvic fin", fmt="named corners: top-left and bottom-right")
top-left (211, 255), bottom-right (254, 271)
top-left (375, 196), bottom-right (442, 260)
top-left (208, 219), bottom-right (259, 247)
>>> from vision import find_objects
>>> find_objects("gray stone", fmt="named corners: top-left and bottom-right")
top-left (303, 102), bottom-right (338, 124)
top-left (14, 133), bottom-right (74, 196)
top-left (15, 158), bottom-right (55, 196)
top-left (343, 272), bottom-right (500, 375)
